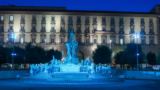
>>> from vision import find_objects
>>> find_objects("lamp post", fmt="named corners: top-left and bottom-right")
top-left (134, 33), bottom-right (139, 71)
top-left (11, 33), bottom-right (16, 71)
top-left (110, 40), bottom-right (112, 49)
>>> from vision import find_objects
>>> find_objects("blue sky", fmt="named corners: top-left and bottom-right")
top-left (0, 0), bottom-right (160, 12)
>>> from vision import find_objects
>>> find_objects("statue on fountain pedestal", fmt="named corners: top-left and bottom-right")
top-left (64, 25), bottom-right (79, 64)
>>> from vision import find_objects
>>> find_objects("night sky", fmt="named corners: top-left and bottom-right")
top-left (0, 0), bottom-right (160, 12)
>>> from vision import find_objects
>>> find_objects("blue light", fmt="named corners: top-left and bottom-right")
top-left (11, 53), bottom-right (16, 56)
top-left (134, 33), bottom-right (139, 38)
top-left (11, 33), bottom-right (16, 38)
top-left (137, 53), bottom-right (139, 56)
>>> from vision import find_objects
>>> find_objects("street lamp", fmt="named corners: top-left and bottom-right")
top-left (134, 33), bottom-right (140, 71)
top-left (110, 40), bottom-right (112, 49)
top-left (11, 33), bottom-right (16, 71)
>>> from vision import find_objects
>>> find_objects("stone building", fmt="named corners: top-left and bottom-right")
top-left (0, 6), bottom-right (160, 62)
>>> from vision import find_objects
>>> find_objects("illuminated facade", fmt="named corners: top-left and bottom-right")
top-left (0, 6), bottom-right (160, 60)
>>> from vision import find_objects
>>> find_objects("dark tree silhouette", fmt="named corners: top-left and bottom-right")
top-left (92, 45), bottom-right (112, 64)
top-left (114, 51), bottom-right (127, 68)
top-left (147, 51), bottom-right (157, 65)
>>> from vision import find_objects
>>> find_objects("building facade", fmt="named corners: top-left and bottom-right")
top-left (0, 6), bottom-right (160, 61)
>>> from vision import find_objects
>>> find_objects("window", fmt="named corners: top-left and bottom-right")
top-left (86, 38), bottom-right (89, 43)
top-left (0, 25), bottom-right (4, 32)
top-left (111, 38), bottom-right (115, 45)
top-left (42, 38), bottom-right (45, 43)
top-left (68, 16), bottom-right (72, 24)
top-left (93, 17), bottom-right (97, 24)
top-left (10, 15), bottom-right (13, 21)
top-left (31, 25), bottom-right (36, 32)
top-left (42, 16), bottom-right (45, 22)
top-left (102, 38), bottom-right (105, 44)
top-left (119, 17), bottom-right (123, 25)
top-left (102, 17), bottom-right (106, 24)
top-left (77, 16), bottom-right (81, 24)
top-left (111, 17), bottom-right (115, 25)
top-left (51, 38), bottom-right (54, 43)
top-left (41, 26), bottom-right (45, 32)
top-left (85, 17), bottom-right (89, 24)
top-left (149, 28), bottom-right (154, 34)
top-left (32, 15), bottom-right (36, 23)
top-left (142, 39), bottom-right (145, 45)
top-left (111, 27), bottom-right (115, 31)
top-left (21, 15), bottom-right (25, 23)
top-left (20, 37), bottom-right (23, 44)
top-left (141, 18), bottom-right (144, 25)
top-left (149, 18), bottom-right (153, 24)
top-left (120, 39), bottom-right (123, 45)
top-left (130, 18), bottom-right (134, 25)
top-left (77, 37), bottom-right (81, 43)
top-left (10, 25), bottom-right (13, 30)
top-left (61, 16), bottom-right (65, 24)
top-left (0, 37), bottom-right (3, 43)
top-left (51, 26), bottom-right (55, 32)
top-left (20, 26), bottom-right (25, 32)
top-left (51, 16), bottom-right (55, 23)
top-left (61, 38), bottom-right (64, 43)
top-left (94, 39), bottom-right (97, 44)
top-left (130, 27), bottom-right (134, 34)
top-left (32, 38), bottom-right (35, 43)
top-left (9, 36), bottom-right (12, 43)
top-left (119, 27), bottom-right (124, 34)
top-left (102, 26), bottom-right (106, 30)
top-left (150, 39), bottom-right (154, 45)
top-left (0, 15), bottom-right (4, 21)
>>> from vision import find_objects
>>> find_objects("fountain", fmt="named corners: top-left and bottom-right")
top-left (18, 26), bottom-right (121, 84)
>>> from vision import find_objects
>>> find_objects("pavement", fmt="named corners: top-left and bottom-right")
top-left (0, 79), bottom-right (160, 90)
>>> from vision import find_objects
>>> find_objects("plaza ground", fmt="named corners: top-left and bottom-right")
top-left (0, 79), bottom-right (160, 90)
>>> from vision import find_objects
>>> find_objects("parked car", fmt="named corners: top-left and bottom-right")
top-left (0, 63), bottom-right (11, 69)
top-left (152, 65), bottom-right (160, 70)
top-left (141, 66), bottom-right (153, 71)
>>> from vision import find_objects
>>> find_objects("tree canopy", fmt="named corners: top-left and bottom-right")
top-left (146, 51), bottom-right (157, 65)
top-left (92, 45), bottom-right (112, 64)
top-left (114, 43), bottom-right (145, 67)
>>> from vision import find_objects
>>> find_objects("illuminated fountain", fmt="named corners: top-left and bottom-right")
top-left (20, 27), bottom-right (117, 84)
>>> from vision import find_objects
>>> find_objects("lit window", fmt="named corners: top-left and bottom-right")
top-left (120, 39), bottom-right (123, 45)
top-left (1, 15), bottom-right (4, 21)
top-left (20, 38), bottom-right (23, 44)
top-left (10, 15), bottom-right (13, 21)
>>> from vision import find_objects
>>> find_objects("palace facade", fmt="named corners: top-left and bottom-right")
top-left (0, 6), bottom-right (160, 61)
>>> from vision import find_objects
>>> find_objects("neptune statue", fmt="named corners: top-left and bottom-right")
top-left (64, 25), bottom-right (79, 64)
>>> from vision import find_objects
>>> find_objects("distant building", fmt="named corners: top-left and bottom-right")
top-left (0, 6), bottom-right (159, 61)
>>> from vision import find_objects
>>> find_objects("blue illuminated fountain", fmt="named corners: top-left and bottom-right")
top-left (21, 26), bottom-right (117, 84)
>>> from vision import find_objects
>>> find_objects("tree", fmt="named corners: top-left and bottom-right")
top-left (114, 51), bottom-right (127, 68)
top-left (146, 52), bottom-right (157, 65)
top-left (0, 45), bottom-right (7, 66)
top-left (157, 52), bottom-right (160, 65)
top-left (92, 45), bottom-right (112, 64)
top-left (124, 43), bottom-right (145, 67)
top-left (26, 45), bottom-right (45, 64)
top-left (14, 46), bottom-right (26, 64)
